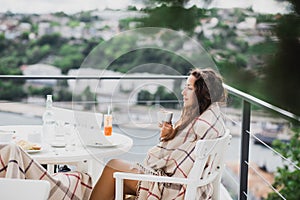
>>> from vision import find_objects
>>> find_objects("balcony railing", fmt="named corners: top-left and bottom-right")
top-left (1, 74), bottom-right (299, 200)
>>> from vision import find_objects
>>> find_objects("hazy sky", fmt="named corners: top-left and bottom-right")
top-left (0, 0), bottom-right (291, 14)
top-left (0, 0), bottom-right (137, 14)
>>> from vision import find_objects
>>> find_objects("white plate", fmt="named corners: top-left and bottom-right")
top-left (26, 149), bottom-right (42, 153)
top-left (50, 142), bottom-right (66, 148)
top-left (87, 141), bottom-right (121, 148)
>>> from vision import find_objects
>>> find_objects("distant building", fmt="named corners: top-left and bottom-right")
top-left (21, 63), bottom-right (62, 86)
top-left (38, 22), bottom-right (53, 36)
top-left (236, 17), bottom-right (257, 30)
top-left (198, 17), bottom-right (219, 39)
top-left (256, 23), bottom-right (276, 37)
top-left (18, 22), bottom-right (31, 32)
top-left (68, 68), bottom-right (175, 104)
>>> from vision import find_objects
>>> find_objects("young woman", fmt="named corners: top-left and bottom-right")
top-left (89, 68), bottom-right (227, 200)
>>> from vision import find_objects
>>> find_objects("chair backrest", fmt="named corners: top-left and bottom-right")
top-left (187, 129), bottom-right (231, 200)
top-left (0, 178), bottom-right (50, 200)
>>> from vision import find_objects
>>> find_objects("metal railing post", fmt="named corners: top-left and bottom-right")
top-left (239, 100), bottom-right (251, 200)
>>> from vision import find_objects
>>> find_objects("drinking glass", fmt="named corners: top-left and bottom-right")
top-left (104, 114), bottom-right (112, 136)
top-left (64, 123), bottom-right (77, 151)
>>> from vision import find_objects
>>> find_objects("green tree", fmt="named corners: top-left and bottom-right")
top-left (36, 33), bottom-right (67, 48)
top-left (137, 5), bottom-right (205, 35)
top-left (77, 11), bottom-right (98, 22)
top-left (26, 45), bottom-right (51, 63)
top-left (154, 86), bottom-right (178, 108)
top-left (82, 38), bottom-right (103, 57)
top-left (82, 86), bottom-right (97, 110)
top-left (53, 53), bottom-right (83, 74)
top-left (0, 81), bottom-right (26, 100)
top-left (137, 90), bottom-right (154, 105)
top-left (146, 0), bottom-right (213, 7)
top-left (56, 88), bottom-right (72, 101)
top-left (267, 127), bottom-right (300, 200)
top-left (27, 86), bottom-right (53, 96)
top-left (109, 48), bottom-right (192, 75)
top-left (263, 1), bottom-right (300, 115)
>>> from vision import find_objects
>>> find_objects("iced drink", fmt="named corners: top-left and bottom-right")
top-left (104, 114), bottom-right (112, 136)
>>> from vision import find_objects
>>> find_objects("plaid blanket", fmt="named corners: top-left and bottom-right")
top-left (136, 103), bottom-right (226, 200)
top-left (0, 143), bottom-right (92, 200)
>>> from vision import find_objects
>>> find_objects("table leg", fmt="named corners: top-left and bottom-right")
top-left (75, 160), bottom-right (88, 173)
top-left (87, 159), bottom-right (105, 185)
top-left (47, 164), bottom-right (55, 174)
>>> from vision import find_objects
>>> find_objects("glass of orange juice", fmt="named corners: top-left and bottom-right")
top-left (104, 114), bottom-right (112, 136)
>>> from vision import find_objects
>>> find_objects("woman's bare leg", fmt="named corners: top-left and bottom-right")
top-left (89, 159), bottom-right (140, 200)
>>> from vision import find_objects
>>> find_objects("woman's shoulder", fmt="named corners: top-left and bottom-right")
top-left (193, 103), bottom-right (225, 138)
top-left (198, 103), bottom-right (221, 121)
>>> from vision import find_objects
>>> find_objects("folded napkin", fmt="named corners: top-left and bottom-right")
top-left (0, 143), bottom-right (92, 200)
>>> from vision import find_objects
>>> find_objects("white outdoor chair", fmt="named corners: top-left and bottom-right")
top-left (0, 178), bottom-right (50, 200)
top-left (114, 129), bottom-right (231, 200)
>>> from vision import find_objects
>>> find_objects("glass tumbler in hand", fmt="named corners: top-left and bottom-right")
top-left (157, 110), bottom-right (173, 126)
top-left (157, 110), bottom-right (173, 141)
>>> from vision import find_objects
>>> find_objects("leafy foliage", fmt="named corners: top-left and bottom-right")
top-left (109, 48), bottom-right (193, 75)
top-left (82, 86), bottom-right (97, 110)
top-left (137, 90), bottom-right (153, 105)
top-left (27, 86), bottom-right (53, 97)
top-left (0, 81), bottom-right (26, 100)
top-left (263, 1), bottom-right (300, 115)
top-left (36, 33), bottom-right (67, 48)
top-left (148, 0), bottom-right (190, 6)
top-left (137, 86), bottom-right (178, 108)
top-left (137, 5), bottom-right (207, 34)
top-left (267, 127), bottom-right (300, 200)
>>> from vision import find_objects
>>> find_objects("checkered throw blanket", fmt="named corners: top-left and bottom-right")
top-left (136, 104), bottom-right (226, 200)
top-left (0, 143), bottom-right (92, 200)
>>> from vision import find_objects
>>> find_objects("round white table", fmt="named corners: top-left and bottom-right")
top-left (0, 125), bottom-right (133, 182)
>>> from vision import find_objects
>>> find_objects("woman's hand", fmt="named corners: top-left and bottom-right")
top-left (160, 122), bottom-right (174, 141)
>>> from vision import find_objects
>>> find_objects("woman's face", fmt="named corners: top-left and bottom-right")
top-left (181, 75), bottom-right (197, 108)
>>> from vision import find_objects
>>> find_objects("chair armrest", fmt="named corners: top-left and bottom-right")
top-left (114, 172), bottom-right (220, 200)
top-left (114, 171), bottom-right (219, 186)
top-left (114, 172), bottom-right (191, 185)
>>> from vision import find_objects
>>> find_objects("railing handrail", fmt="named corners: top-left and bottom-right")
top-left (224, 84), bottom-right (300, 123)
top-left (0, 75), bottom-right (187, 80)
top-left (1, 75), bottom-right (299, 122)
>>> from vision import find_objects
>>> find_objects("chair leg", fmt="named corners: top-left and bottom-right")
top-left (115, 178), bottom-right (124, 200)
top-left (184, 185), bottom-right (196, 200)
top-left (125, 195), bottom-right (136, 200)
